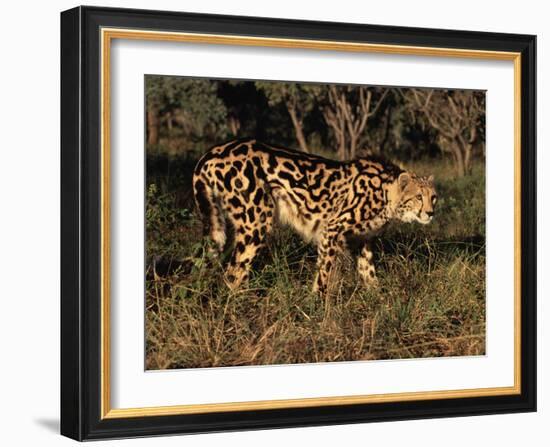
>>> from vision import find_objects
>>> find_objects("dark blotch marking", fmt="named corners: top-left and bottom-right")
top-left (251, 229), bottom-right (261, 245)
top-left (283, 161), bottom-right (296, 171)
top-left (232, 144), bottom-right (249, 157)
top-left (243, 162), bottom-right (256, 193)
top-left (223, 169), bottom-right (236, 192)
top-left (228, 196), bottom-right (242, 208)
top-left (253, 188), bottom-right (264, 206)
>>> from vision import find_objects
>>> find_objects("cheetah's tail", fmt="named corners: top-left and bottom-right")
top-left (192, 173), bottom-right (213, 237)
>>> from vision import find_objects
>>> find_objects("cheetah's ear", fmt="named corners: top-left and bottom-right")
top-left (398, 172), bottom-right (411, 190)
top-left (427, 174), bottom-right (435, 184)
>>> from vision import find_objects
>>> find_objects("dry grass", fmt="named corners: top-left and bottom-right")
top-left (145, 159), bottom-right (486, 370)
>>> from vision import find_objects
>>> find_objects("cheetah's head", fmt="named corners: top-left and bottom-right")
top-left (392, 172), bottom-right (437, 224)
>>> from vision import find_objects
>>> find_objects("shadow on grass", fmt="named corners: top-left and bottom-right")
top-left (149, 230), bottom-right (485, 283)
top-left (375, 233), bottom-right (485, 260)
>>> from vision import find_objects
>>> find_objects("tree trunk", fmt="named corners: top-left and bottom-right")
top-left (147, 105), bottom-right (159, 146)
top-left (349, 134), bottom-right (357, 160)
top-left (338, 140), bottom-right (347, 161)
top-left (287, 105), bottom-right (309, 153)
top-left (463, 143), bottom-right (473, 175)
top-left (379, 104), bottom-right (392, 154)
top-left (228, 116), bottom-right (240, 136)
top-left (451, 143), bottom-right (466, 177)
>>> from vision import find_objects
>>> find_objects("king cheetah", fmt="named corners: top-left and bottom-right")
top-left (192, 138), bottom-right (437, 294)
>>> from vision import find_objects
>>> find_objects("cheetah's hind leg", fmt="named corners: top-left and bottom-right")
top-left (356, 241), bottom-right (379, 288)
top-left (224, 204), bottom-right (274, 290)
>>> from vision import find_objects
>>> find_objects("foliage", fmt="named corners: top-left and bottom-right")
top-left (146, 183), bottom-right (194, 267)
top-left (255, 81), bottom-right (323, 153)
top-left (400, 88), bottom-right (486, 176)
top-left (145, 77), bottom-right (485, 175)
top-left (145, 77), bottom-right (229, 152)
top-left (319, 85), bottom-right (389, 159)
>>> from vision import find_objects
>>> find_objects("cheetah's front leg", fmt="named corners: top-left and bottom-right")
top-left (313, 227), bottom-right (344, 295)
top-left (356, 241), bottom-right (378, 287)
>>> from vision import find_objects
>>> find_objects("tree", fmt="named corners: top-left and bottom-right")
top-left (321, 86), bottom-right (389, 160)
top-left (400, 88), bottom-right (485, 176)
top-left (145, 77), bottom-right (165, 145)
top-left (217, 80), bottom-right (264, 138)
top-left (255, 82), bottom-right (319, 152)
top-left (145, 76), bottom-right (229, 152)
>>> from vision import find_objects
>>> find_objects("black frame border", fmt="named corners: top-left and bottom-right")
top-left (61, 6), bottom-right (536, 441)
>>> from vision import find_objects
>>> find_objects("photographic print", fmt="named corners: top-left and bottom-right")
top-left (144, 76), bottom-right (486, 370)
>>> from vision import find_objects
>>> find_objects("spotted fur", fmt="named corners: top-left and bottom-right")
top-left (192, 138), bottom-right (437, 293)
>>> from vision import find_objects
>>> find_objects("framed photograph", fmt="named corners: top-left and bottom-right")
top-left (60, 6), bottom-right (536, 441)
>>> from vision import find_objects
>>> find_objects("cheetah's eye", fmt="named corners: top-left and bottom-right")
top-left (416, 194), bottom-right (423, 201)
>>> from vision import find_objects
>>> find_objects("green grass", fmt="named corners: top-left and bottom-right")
top-left (145, 158), bottom-right (486, 370)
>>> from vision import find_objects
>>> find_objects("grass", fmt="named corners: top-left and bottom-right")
top-left (145, 157), bottom-right (486, 370)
